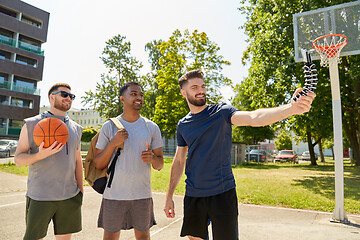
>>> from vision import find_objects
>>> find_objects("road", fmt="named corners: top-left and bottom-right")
top-left (1, 158), bottom-right (360, 239)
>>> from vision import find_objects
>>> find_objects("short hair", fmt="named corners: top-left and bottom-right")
top-left (48, 83), bottom-right (71, 96)
top-left (178, 70), bottom-right (204, 89)
top-left (119, 82), bottom-right (142, 96)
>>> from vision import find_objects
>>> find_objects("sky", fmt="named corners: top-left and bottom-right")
top-left (22, 0), bottom-right (249, 109)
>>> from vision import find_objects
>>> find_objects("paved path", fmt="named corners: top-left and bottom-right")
top-left (0, 168), bottom-right (360, 239)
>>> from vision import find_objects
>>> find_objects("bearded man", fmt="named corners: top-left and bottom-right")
top-left (15, 83), bottom-right (83, 240)
top-left (164, 70), bottom-right (316, 240)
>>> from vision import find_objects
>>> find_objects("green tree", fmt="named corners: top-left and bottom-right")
top-left (233, 126), bottom-right (275, 145)
top-left (140, 40), bottom-right (164, 120)
top-left (232, 81), bottom-right (275, 144)
top-left (154, 29), bottom-right (232, 136)
top-left (275, 130), bottom-right (293, 150)
top-left (81, 126), bottom-right (99, 142)
top-left (237, 0), bottom-right (360, 165)
top-left (82, 34), bottom-right (143, 118)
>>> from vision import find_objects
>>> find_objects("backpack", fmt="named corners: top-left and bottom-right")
top-left (84, 118), bottom-right (124, 194)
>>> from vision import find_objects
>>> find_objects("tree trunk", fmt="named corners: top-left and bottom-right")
top-left (343, 116), bottom-right (360, 166)
top-left (306, 128), bottom-right (317, 166)
top-left (318, 138), bottom-right (325, 162)
top-left (331, 147), bottom-right (335, 160)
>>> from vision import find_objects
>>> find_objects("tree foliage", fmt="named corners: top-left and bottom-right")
top-left (154, 29), bottom-right (232, 136)
top-left (81, 126), bottom-right (99, 142)
top-left (232, 81), bottom-right (275, 144)
top-left (274, 130), bottom-right (292, 150)
top-left (238, 0), bottom-right (360, 165)
top-left (82, 34), bottom-right (143, 118)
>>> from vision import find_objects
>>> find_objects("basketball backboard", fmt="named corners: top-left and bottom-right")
top-left (293, 1), bottom-right (360, 62)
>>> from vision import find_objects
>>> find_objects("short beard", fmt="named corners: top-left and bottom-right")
top-left (54, 98), bottom-right (71, 112)
top-left (187, 94), bottom-right (206, 107)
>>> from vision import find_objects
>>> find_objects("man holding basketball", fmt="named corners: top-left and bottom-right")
top-left (94, 82), bottom-right (164, 240)
top-left (163, 70), bottom-right (316, 240)
top-left (15, 83), bottom-right (83, 240)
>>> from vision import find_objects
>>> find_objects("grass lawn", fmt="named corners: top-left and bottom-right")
top-left (0, 162), bottom-right (28, 176)
top-left (232, 159), bottom-right (360, 214)
top-left (1, 156), bottom-right (359, 214)
top-left (151, 157), bottom-right (360, 214)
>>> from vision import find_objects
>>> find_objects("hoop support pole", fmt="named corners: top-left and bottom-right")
top-left (328, 59), bottom-right (348, 223)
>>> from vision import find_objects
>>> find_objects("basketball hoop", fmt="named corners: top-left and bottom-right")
top-left (312, 34), bottom-right (347, 67)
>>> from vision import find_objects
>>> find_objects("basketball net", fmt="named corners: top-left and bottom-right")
top-left (312, 34), bottom-right (347, 67)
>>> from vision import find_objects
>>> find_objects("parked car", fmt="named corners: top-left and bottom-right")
top-left (274, 150), bottom-right (298, 164)
top-left (247, 149), bottom-right (272, 163)
top-left (301, 151), bottom-right (318, 161)
top-left (0, 139), bottom-right (18, 157)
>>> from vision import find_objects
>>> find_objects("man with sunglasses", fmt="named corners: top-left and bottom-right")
top-left (15, 83), bottom-right (83, 240)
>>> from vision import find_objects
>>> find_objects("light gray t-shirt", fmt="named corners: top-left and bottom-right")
top-left (25, 111), bottom-right (83, 201)
top-left (96, 115), bottom-right (163, 200)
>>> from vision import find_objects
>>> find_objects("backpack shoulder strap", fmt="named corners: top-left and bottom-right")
top-left (108, 118), bottom-right (125, 150)
top-left (109, 118), bottom-right (124, 130)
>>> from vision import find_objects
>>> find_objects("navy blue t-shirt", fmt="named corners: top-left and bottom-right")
top-left (177, 104), bottom-right (239, 197)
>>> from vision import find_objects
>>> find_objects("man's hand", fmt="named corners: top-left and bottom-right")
top-left (110, 129), bottom-right (128, 147)
top-left (37, 141), bottom-right (64, 159)
top-left (291, 88), bottom-right (316, 115)
top-left (141, 142), bottom-right (154, 163)
top-left (164, 197), bottom-right (176, 218)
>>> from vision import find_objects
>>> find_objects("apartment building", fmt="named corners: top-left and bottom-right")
top-left (40, 106), bottom-right (105, 129)
top-left (0, 0), bottom-right (49, 138)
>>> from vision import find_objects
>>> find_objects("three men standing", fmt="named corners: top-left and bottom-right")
top-left (13, 71), bottom-right (315, 240)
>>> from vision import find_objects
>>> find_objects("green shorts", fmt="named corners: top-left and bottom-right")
top-left (24, 192), bottom-right (83, 240)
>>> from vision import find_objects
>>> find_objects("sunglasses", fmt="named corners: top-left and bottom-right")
top-left (51, 91), bottom-right (76, 100)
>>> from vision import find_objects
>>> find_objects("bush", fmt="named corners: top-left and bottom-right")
top-left (81, 126), bottom-right (99, 142)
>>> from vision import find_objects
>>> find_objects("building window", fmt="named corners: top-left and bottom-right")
top-left (18, 35), bottom-right (42, 54)
top-left (0, 27), bottom-right (14, 47)
top-left (0, 49), bottom-right (11, 60)
top-left (13, 76), bottom-right (37, 94)
top-left (21, 15), bottom-right (42, 28)
top-left (11, 97), bottom-right (33, 109)
top-left (0, 6), bottom-right (17, 18)
top-left (16, 55), bottom-right (37, 67)
top-left (8, 119), bottom-right (22, 136)
top-left (14, 76), bottom-right (36, 88)
top-left (0, 95), bottom-right (9, 105)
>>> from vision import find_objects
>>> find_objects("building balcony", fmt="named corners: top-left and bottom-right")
top-left (0, 82), bottom-right (40, 95)
top-left (12, 84), bottom-right (40, 95)
top-left (0, 81), bottom-right (11, 90)
top-left (7, 127), bottom-right (21, 136)
top-left (0, 35), bottom-right (16, 47)
top-left (17, 41), bottom-right (44, 55)
top-left (0, 35), bottom-right (44, 55)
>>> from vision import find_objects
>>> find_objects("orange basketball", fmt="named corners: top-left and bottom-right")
top-left (33, 117), bottom-right (69, 148)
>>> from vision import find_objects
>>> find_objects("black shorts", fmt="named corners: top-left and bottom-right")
top-left (181, 188), bottom-right (239, 240)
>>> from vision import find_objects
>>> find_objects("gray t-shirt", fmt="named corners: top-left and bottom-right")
top-left (25, 111), bottom-right (83, 201)
top-left (96, 115), bottom-right (163, 200)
